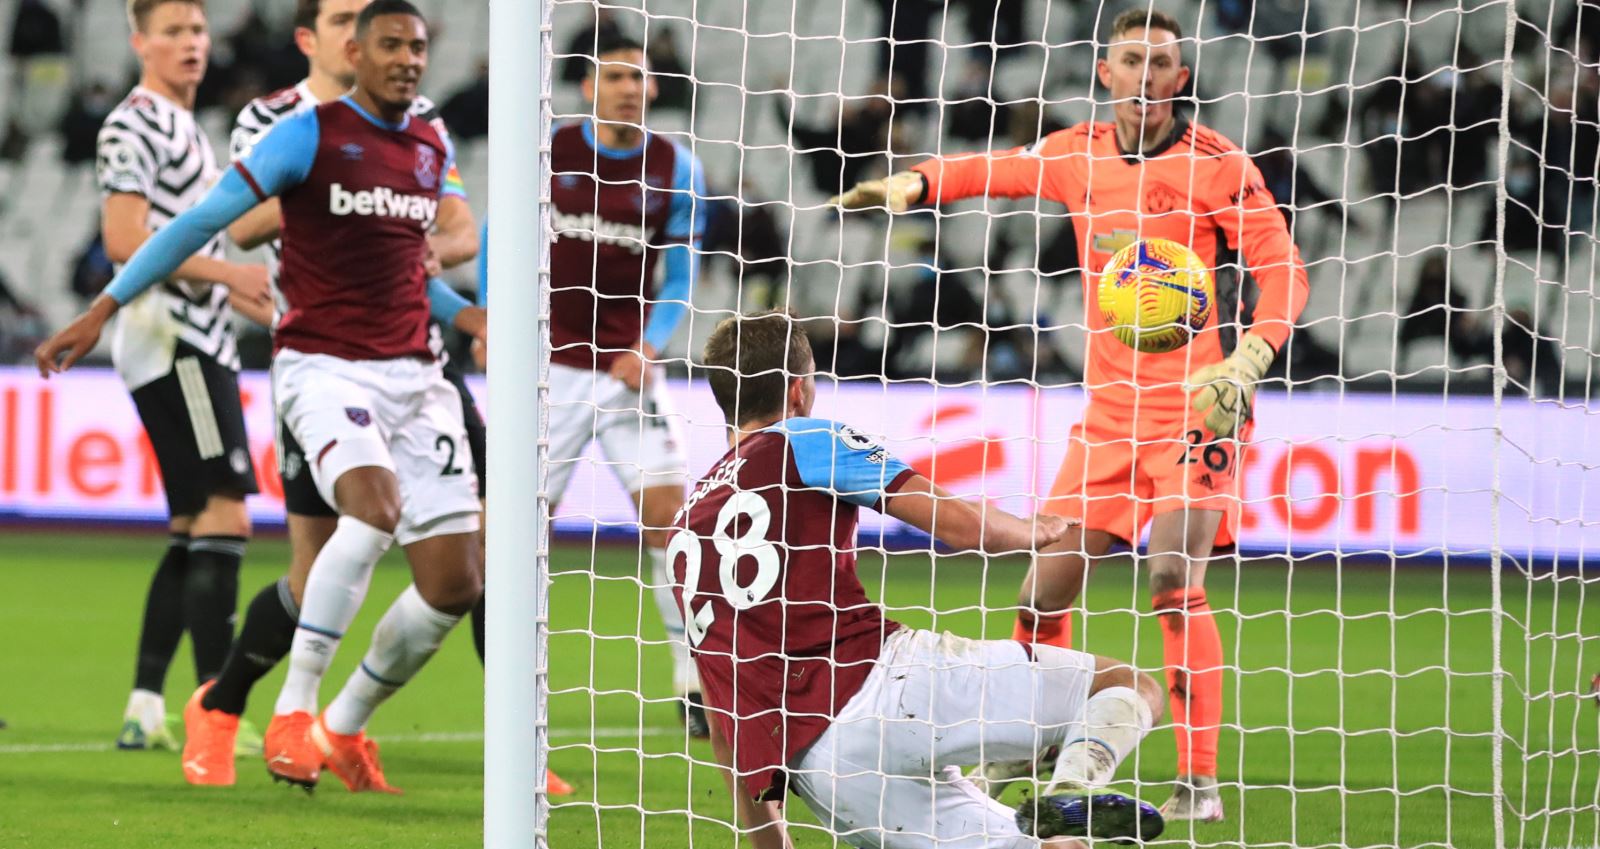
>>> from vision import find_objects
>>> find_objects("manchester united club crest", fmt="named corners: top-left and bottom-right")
top-left (414, 144), bottom-right (438, 189)
top-left (1144, 184), bottom-right (1179, 215)
top-left (346, 407), bottom-right (373, 427)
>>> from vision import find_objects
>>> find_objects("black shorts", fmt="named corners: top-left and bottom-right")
top-left (444, 367), bottom-right (487, 497)
top-left (277, 419), bottom-right (337, 518)
top-left (130, 343), bottom-right (259, 517)
top-left (277, 365), bottom-right (486, 516)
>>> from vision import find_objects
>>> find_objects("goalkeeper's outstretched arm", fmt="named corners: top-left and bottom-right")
top-left (830, 135), bottom-right (1061, 210)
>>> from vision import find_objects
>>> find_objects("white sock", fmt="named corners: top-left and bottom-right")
top-left (273, 516), bottom-right (393, 716)
top-left (649, 546), bottom-right (700, 696)
top-left (323, 584), bottom-right (461, 735)
top-left (125, 688), bottom-right (164, 731)
top-left (1048, 686), bottom-right (1155, 792)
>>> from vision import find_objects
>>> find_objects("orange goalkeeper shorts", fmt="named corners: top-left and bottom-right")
top-left (1042, 405), bottom-right (1251, 550)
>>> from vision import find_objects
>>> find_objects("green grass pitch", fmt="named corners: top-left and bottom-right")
top-left (2, 529), bottom-right (1596, 848)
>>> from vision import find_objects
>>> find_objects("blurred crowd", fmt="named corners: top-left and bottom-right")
top-left (0, 0), bottom-right (1593, 400)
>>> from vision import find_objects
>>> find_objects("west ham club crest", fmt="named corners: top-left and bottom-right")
top-left (414, 144), bottom-right (438, 189)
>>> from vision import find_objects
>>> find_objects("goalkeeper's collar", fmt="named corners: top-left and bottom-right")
top-left (1115, 114), bottom-right (1191, 162)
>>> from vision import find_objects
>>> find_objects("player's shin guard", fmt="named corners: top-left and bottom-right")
top-left (323, 585), bottom-right (461, 735)
top-left (1049, 685), bottom-right (1155, 791)
top-left (204, 577), bottom-right (299, 716)
top-left (185, 535), bottom-right (247, 683)
top-left (274, 517), bottom-right (392, 716)
top-left (649, 546), bottom-right (700, 696)
top-left (1013, 609), bottom-right (1072, 649)
top-left (1153, 587), bottom-right (1223, 778)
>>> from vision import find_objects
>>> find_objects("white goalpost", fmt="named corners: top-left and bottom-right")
top-left (488, 0), bottom-right (1600, 847)
top-left (485, 0), bottom-right (549, 846)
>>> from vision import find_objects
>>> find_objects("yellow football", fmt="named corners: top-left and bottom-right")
top-left (1096, 238), bottom-right (1216, 354)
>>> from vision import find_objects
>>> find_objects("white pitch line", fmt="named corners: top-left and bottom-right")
top-left (0, 726), bottom-right (679, 755)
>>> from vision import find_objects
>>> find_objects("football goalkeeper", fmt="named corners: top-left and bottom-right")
top-left (831, 8), bottom-right (1309, 822)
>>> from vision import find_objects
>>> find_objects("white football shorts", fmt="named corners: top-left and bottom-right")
top-left (788, 628), bottom-right (1099, 849)
top-left (272, 349), bottom-right (481, 545)
top-left (545, 361), bottom-right (688, 504)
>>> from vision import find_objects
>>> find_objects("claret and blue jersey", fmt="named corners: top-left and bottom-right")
top-left (104, 96), bottom-right (463, 363)
top-left (670, 417), bottom-right (917, 799)
top-left (547, 120), bottom-right (707, 371)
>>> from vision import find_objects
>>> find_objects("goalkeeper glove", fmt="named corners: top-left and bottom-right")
top-left (1187, 333), bottom-right (1276, 438)
top-left (828, 171), bottom-right (927, 212)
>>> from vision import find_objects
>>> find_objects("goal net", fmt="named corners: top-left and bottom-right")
top-left (525, 0), bottom-right (1600, 846)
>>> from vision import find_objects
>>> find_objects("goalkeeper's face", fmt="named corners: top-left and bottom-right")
top-left (585, 48), bottom-right (656, 126)
top-left (1097, 26), bottom-right (1190, 138)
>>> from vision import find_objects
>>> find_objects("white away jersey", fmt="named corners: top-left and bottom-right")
top-left (97, 85), bottom-right (234, 388)
top-left (230, 82), bottom-right (463, 361)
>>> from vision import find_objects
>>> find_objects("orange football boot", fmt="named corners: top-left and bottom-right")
top-left (313, 715), bottom-right (401, 794)
top-left (263, 711), bottom-right (321, 790)
top-left (180, 682), bottom-right (238, 786)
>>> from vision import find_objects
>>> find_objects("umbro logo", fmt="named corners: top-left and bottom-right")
top-left (341, 143), bottom-right (365, 160)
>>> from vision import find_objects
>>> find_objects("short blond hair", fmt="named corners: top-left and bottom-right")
top-left (127, 0), bottom-right (205, 33)
top-left (1109, 8), bottom-right (1183, 42)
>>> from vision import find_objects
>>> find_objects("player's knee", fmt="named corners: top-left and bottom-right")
top-left (1018, 576), bottom-right (1081, 615)
top-left (1147, 558), bottom-right (1200, 598)
top-left (348, 502), bottom-right (401, 534)
top-left (198, 493), bottom-right (252, 538)
top-left (333, 469), bottom-right (402, 533)
top-left (1090, 659), bottom-right (1164, 717)
top-left (1090, 655), bottom-right (1139, 692)
top-left (416, 568), bottom-right (481, 616)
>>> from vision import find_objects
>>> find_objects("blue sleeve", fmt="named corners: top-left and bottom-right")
top-left (477, 220), bottom-right (489, 306)
top-left (643, 244), bottom-right (694, 351)
top-left (781, 418), bottom-right (915, 510)
top-left (233, 108), bottom-right (319, 199)
top-left (646, 145), bottom-right (705, 351)
top-left (664, 144), bottom-right (707, 243)
top-left (103, 169), bottom-right (262, 305)
top-left (428, 276), bottom-right (470, 325)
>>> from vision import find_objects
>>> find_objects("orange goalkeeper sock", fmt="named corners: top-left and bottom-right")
top-left (1153, 587), bottom-right (1222, 778)
top-left (1012, 610), bottom-right (1072, 649)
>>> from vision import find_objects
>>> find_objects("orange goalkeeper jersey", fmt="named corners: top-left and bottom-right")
top-left (912, 118), bottom-right (1309, 418)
